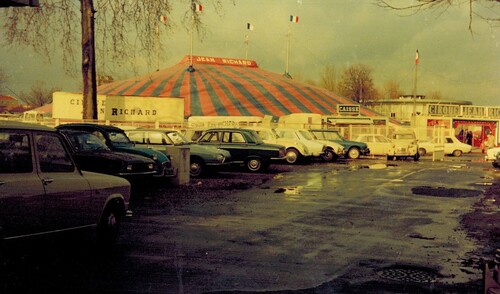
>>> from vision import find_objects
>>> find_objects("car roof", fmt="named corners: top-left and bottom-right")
top-left (0, 121), bottom-right (56, 132)
top-left (57, 123), bottom-right (124, 132)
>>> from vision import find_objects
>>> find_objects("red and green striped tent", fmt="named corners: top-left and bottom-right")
top-left (98, 55), bottom-right (384, 119)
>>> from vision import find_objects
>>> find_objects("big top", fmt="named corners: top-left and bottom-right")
top-left (97, 55), bottom-right (389, 121)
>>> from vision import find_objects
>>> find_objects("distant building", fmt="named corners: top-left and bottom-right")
top-left (365, 96), bottom-right (499, 148)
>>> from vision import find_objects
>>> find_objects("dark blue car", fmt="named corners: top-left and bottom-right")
top-left (310, 129), bottom-right (370, 159)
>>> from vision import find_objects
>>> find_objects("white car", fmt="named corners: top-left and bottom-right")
top-left (486, 147), bottom-right (500, 163)
top-left (354, 134), bottom-right (394, 156)
top-left (418, 136), bottom-right (472, 157)
top-left (387, 130), bottom-right (420, 161)
top-left (247, 126), bottom-right (323, 164)
top-left (274, 128), bottom-right (334, 162)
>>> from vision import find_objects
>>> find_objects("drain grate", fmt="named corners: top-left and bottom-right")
top-left (377, 268), bottom-right (438, 283)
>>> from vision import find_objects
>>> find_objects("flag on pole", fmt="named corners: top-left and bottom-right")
top-left (193, 3), bottom-right (202, 11)
top-left (415, 50), bottom-right (420, 65)
top-left (247, 23), bottom-right (254, 30)
top-left (158, 15), bottom-right (167, 25)
top-left (290, 15), bottom-right (299, 23)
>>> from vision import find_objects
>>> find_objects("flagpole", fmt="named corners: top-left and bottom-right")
top-left (156, 21), bottom-right (160, 71)
top-left (245, 33), bottom-right (249, 60)
top-left (412, 50), bottom-right (419, 127)
top-left (285, 22), bottom-right (291, 77)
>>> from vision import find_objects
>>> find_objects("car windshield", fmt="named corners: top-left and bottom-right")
top-left (299, 130), bottom-right (314, 140)
top-left (166, 131), bottom-right (189, 145)
top-left (313, 131), bottom-right (343, 141)
top-left (108, 132), bottom-right (132, 145)
top-left (71, 133), bottom-right (110, 151)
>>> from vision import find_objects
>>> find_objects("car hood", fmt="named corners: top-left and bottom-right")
top-left (76, 150), bottom-right (155, 164)
top-left (114, 146), bottom-right (170, 162)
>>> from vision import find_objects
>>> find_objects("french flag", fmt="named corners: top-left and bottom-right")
top-left (290, 15), bottom-right (299, 23)
top-left (193, 3), bottom-right (202, 11)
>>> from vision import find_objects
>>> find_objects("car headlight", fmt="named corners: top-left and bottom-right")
top-left (148, 163), bottom-right (155, 170)
top-left (216, 154), bottom-right (225, 163)
top-left (126, 164), bottom-right (133, 171)
top-left (152, 154), bottom-right (158, 161)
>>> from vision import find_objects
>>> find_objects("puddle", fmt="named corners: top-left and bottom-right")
top-left (412, 186), bottom-right (482, 198)
top-left (274, 186), bottom-right (301, 194)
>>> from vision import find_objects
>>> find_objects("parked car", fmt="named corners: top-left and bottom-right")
top-left (60, 129), bottom-right (156, 178)
top-left (309, 129), bottom-right (370, 159)
top-left (248, 126), bottom-right (326, 164)
top-left (274, 128), bottom-right (341, 162)
top-left (126, 129), bottom-right (232, 177)
top-left (196, 128), bottom-right (286, 172)
top-left (56, 123), bottom-right (175, 178)
top-left (0, 121), bottom-right (130, 245)
top-left (418, 136), bottom-right (472, 157)
top-left (354, 134), bottom-right (394, 156)
top-left (387, 130), bottom-right (419, 161)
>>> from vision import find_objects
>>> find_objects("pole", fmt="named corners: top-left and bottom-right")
top-left (412, 51), bottom-right (418, 127)
top-left (284, 23), bottom-right (291, 78)
top-left (245, 33), bottom-right (249, 60)
top-left (156, 21), bottom-right (160, 71)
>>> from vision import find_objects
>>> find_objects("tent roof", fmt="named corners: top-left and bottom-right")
top-left (98, 55), bottom-right (386, 119)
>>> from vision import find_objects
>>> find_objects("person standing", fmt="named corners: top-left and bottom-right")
top-left (466, 131), bottom-right (473, 145)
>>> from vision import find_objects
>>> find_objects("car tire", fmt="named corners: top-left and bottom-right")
top-left (246, 157), bottom-right (263, 172)
top-left (190, 157), bottom-right (204, 177)
top-left (493, 162), bottom-right (500, 169)
top-left (285, 148), bottom-right (301, 164)
top-left (347, 147), bottom-right (360, 159)
top-left (96, 204), bottom-right (121, 247)
top-left (321, 149), bottom-right (336, 162)
top-left (452, 150), bottom-right (462, 157)
top-left (418, 148), bottom-right (427, 156)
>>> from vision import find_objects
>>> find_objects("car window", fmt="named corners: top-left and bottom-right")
top-left (108, 132), bottom-right (130, 144)
top-left (92, 130), bottom-right (106, 142)
top-left (231, 132), bottom-right (246, 143)
top-left (148, 132), bottom-right (165, 145)
top-left (127, 132), bottom-right (144, 144)
top-left (300, 130), bottom-right (314, 140)
top-left (0, 131), bottom-right (33, 174)
top-left (199, 132), bottom-right (218, 143)
top-left (446, 138), bottom-right (453, 144)
top-left (36, 133), bottom-right (74, 173)
top-left (256, 130), bottom-right (273, 141)
top-left (166, 132), bottom-right (186, 145)
top-left (375, 136), bottom-right (388, 143)
top-left (222, 132), bottom-right (231, 143)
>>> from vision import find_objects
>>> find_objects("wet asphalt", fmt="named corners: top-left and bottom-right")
top-left (1, 152), bottom-right (498, 293)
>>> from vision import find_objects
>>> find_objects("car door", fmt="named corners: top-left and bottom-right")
top-left (0, 130), bottom-right (45, 239)
top-left (34, 132), bottom-right (93, 231)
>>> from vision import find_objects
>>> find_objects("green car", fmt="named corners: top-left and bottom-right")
top-left (56, 123), bottom-right (175, 178)
top-left (310, 129), bottom-right (370, 159)
top-left (196, 128), bottom-right (286, 172)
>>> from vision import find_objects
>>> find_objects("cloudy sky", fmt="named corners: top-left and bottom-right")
top-left (1, 0), bottom-right (499, 106)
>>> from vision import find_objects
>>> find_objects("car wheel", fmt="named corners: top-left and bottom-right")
top-left (246, 158), bottom-right (263, 172)
top-left (418, 148), bottom-right (426, 156)
top-left (96, 204), bottom-right (121, 247)
top-left (493, 162), bottom-right (500, 169)
top-left (190, 158), bottom-right (204, 177)
top-left (452, 150), bottom-right (462, 157)
top-left (347, 147), bottom-right (360, 159)
top-left (285, 148), bottom-right (301, 164)
top-left (321, 149), bottom-right (335, 162)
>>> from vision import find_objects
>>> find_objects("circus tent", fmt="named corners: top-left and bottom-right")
top-left (98, 55), bottom-right (386, 120)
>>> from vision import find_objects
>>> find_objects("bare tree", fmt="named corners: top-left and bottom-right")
top-left (383, 80), bottom-right (403, 99)
top-left (18, 81), bottom-right (61, 107)
top-left (2, 0), bottom-right (226, 119)
top-left (426, 90), bottom-right (447, 100)
top-left (376, 0), bottom-right (500, 32)
top-left (337, 64), bottom-right (376, 105)
top-left (319, 64), bottom-right (336, 92)
top-left (0, 67), bottom-right (7, 94)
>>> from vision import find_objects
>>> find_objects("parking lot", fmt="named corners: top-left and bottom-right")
top-left (1, 152), bottom-right (499, 293)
